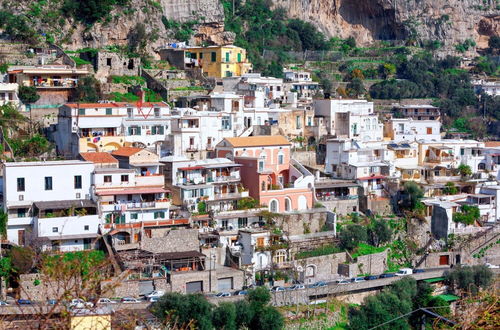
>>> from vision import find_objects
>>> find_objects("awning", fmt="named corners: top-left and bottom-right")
top-left (96, 187), bottom-right (169, 196)
top-left (357, 175), bottom-right (386, 181)
top-left (179, 166), bottom-right (204, 171)
top-left (423, 277), bottom-right (445, 283)
top-left (203, 164), bottom-right (242, 169)
top-left (436, 294), bottom-right (459, 302)
top-left (45, 233), bottom-right (98, 240)
top-left (34, 199), bottom-right (96, 211)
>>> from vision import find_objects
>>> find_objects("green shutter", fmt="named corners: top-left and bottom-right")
top-left (158, 126), bottom-right (164, 134)
top-left (137, 126), bottom-right (141, 135)
top-left (237, 53), bottom-right (241, 62)
top-left (128, 127), bottom-right (133, 135)
top-left (225, 52), bottom-right (230, 62)
top-left (211, 52), bottom-right (216, 62)
top-left (120, 214), bottom-right (126, 223)
top-left (151, 126), bottom-right (157, 135)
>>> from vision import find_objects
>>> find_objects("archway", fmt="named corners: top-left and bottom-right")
top-left (297, 195), bottom-right (307, 210)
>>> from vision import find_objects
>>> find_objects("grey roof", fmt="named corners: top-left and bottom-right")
top-left (34, 199), bottom-right (96, 211)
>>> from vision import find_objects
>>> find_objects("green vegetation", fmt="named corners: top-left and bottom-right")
top-left (236, 197), bottom-right (260, 210)
top-left (18, 86), bottom-right (40, 104)
top-left (171, 86), bottom-right (206, 91)
top-left (455, 39), bottom-right (476, 53)
top-left (7, 134), bottom-right (52, 158)
top-left (0, 10), bottom-right (39, 44)
top-left (446, 265), bottom-right (493, 296)
top-left (110, 88), bottom-right (163, 102)
top-left (61, 0), bottom-right (130, 25)
top-left (161, 17), bottom-right (199, 43)
top-left (111, 75), bottom-right (146, 85)
top-left (74, 76), bottom-right (102, 102)
top-left (151, 287), bottom-right (283, 330)
top-left (443, 182), bottom-right (458, 195)
top-left (453, 205), bottom-right (480, 225)
top-left (401, 181), bottom-right (424, 211)
top-left (458, 164), bottom-right (472, 177)
top-left (70, 56), bottom-right (91, 66)
top-left (0, 210), bottom-right (7, 240)
top-left (295, 244), bottom-right (342, 259)
top-left (339, 224), bottom-right (368, 251)
top-left (43, 250), bottom-right (106, 278)
top-left (351, 243), bottom-right (387, 259)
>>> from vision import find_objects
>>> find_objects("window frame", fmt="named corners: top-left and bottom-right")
top-left (44, 176), bottom-right (53, 191)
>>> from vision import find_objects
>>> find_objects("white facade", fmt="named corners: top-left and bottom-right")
top-left (387, 118), bottom-right (441, 142)
top-left (238, 230), bottom-right (273, 272)
top-left (472, 79), bottom-right (500, 96)
top-left (0, 83), bottom-right (20, 107)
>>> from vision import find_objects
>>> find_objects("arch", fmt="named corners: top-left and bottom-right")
top-left (132, 142), bottom-right (146, 148)
top-left (273, 249), bottom-right (287, 264)
top-left (104, 142), bottom-right (122, 151)
top-left (305, 264), bottom-right (316, 277)
top-left (113, 231), bottom-right (131, 244)
top-left (284, 198), bottom-right (292, 212)
top-left (478, 163), bottom-right (486, 170)
top-left (269, 199), bottom-right (279, 213)
top-left (297, 195), bottom-right (307, 210)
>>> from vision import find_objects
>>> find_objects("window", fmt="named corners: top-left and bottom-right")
top-left (296, 116), bottom-right (301, 129)
top-left (127, 108), bottom-right (133, 118)
top-left (17, 208), bottom-right (26, 218)
top-left (121, 175), bottom-right (129, 183)
top-left (44, 177), bottom-right (53, 190)
top-left (426, 127), bottom-right (433, 134)
top-left (17, 178), bottom-right (25, 192)
top-left (256, 237), bottom-right (265, 248)
top-left (154, 211), bottom-right (165, 219)
top-left (258, 160), bottom-right (264, 172)
top-left (211, 52), bottom-right (216, 62)
top-left (278, 154), bottom-right (284, 165)
top-left (199, 52), bottom-right (203, 59)
top-left (105, 108), bottom-right (112, 115)
top-left (130, 213), bottom-right (138, 220)
top-left (222, 220), bottom-right (228, 229)
top-left (238, 217), bottom-right (248, 228)
top-left (76, 193), bottom-right (81, 199)
top-left (277, 86), bottom-right (281, 91)
top-left (152, 125), bottom-right (164, 135)
top-left (237, 53), bottom-right (242, 62)
top-left (154, 108), bottom-right (160, 118)
top-left (104, 175), bottom-right (112, 183)
top-left (221, 116), bottom-right (231, 130)
top-left (225, 52), bottom-right (230, 62)
top-left (74, 175), bottom-right (82, 189)
top-left (307, 116), bottom-right (312, 126)
top-left (84, 225), bottom-right (89, 231)
top-left (270, 200), bottom-right (278, 212)
top-left (52, 227), bottom-right (58, 233)
top-left (106, 58), bottom-right (112, 66)
top-left (128, 126), bottom-right (141, 135)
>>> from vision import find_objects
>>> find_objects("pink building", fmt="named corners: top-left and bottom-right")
top-left (216, 136), bottom-right (314, 213)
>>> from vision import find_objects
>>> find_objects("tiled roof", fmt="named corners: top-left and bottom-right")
top-left (485, 141), bottom-right (500, 148)
top-left (65, 102), bottom-right (121, 108)
top-left (111, 147), bottom-right (144, 157)
top-left (80, 152), bottom-right (118, 164)
top-left (224, 136), bottom-right (291, 147)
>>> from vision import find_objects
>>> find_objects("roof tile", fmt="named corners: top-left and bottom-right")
top-left (224, 136), bottom-right (291, 148)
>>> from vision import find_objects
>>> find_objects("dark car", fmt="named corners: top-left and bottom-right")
top-left (364, 275), bottom-right (379, 280)
top-left (413, 269), bottom-right (425, 273)
top-left (379, 273), bottom-right (396, 278)
top-left (17, 299), bottom-right (32, 305)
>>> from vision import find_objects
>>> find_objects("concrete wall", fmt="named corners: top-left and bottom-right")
top-left (141, 229), bottom-right (199, 253)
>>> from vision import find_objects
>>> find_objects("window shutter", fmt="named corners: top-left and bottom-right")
top-left (158, 126), bottom-right (164, 134)
top-left (128, 127), bottom-right (132, 135)
top-left (137, 126), bottom-right (141, 135)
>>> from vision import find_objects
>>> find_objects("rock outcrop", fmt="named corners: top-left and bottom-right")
top-left (271, 0), bottom-right (499, 48)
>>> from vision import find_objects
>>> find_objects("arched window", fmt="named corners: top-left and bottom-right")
top-left (284, 198), bottom-right (291, 212)
top-left (269, 200), bottom-right (278, 213)
top-left (478, 163), bottom-right (486, 170)
top-left (261, 181), bottom-right (266, 191)
top-left (305, 265), bottom-right (315, 277)
top-left (273, 250), bottom-right (287, 264)
top-left (298, 195), bottom-right (307, 210)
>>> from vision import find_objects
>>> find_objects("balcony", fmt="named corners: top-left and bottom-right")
top-left (214, 191), bottom-right (249, 200)
top-left (135, 175), bottom-right (164, 187)
top-left (426, 156), bottom-right (455, 163)
top-left (29, 78), bottom-right (79, 89)
top-left (208, 175), bottom-right (241, 183)
top-left (101, 200), bottom-right (170, 212)
top-left (186, 145), bottom-right (198, 152)
top-left (206, 144), bottom-right (214, 151)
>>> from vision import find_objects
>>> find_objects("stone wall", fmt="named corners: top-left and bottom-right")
top-left (141, 228), bottom-right (199, 253)
top-left (322, 199), bottom-right (359, 216)
top-left (101, 279), bottom-right (140, 298)
top-left (359, 196), bottom-right (392, 215)
top-left (275, 210), bottom-right (328, 236)
top-left (171, 270), bottom-right (211, 293)
top-left (338, 250), bottom-right (388, 277)
top-left (421, 251), bottom-right (461, 268)
top-left (291, 150), bottom-right (318, 167)
top-left (296, 252), bottom-right (347, 284)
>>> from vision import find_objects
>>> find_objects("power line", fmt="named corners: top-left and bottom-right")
top-left (368, 306), bottom-right (456, 330)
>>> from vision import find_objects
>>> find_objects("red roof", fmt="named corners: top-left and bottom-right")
top-left (357, 175), bottom-right (386, 181)
top-left (111, 147), bottom-right (144, 157)
top-left (96, 187), bottom-right (169, 196)
top-left (485, 141), bottom-right (500, 148)
top-left (65, 103), bottom-right (121, 108)
top-left (178, 166), bottom-right (204, 171)
top-left (80, 152), bottom-right (118, 164)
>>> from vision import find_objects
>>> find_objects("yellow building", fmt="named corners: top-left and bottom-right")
top-left (70, 308), bottom-right (112, 330)
top-left (185, 45), bottom-right (252, 78)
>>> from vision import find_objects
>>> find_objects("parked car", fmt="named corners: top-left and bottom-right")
top-left (351, 277), bottom-right (366, 283)
top-left (234, 290), bottom-right (248, 296)
top-left (97, 298), bottom-right (117, 304)
top-left (17, 299), bottom-right (32, 305)
top-left (145, 290), bottom-right (165, 299)
top-left (379, 273), bottom-right (396, 278)
top-left (364, 275), bottom-right (379, 280)
top-left (413, 269), bottom-right (426, 273)
top-left (271, 286), bottom-right (286, 292)
top-left (69, 299), bottom-right (94, 309)
top-left (395, 268), bottom-right (413, 276)
top-left (149, 296), bottom-right (160, 303)
top-left (215, 292), bottom-right (231, 298)
top-left (485, 263), bottom-right (499, 269)
top-left (47, 299), bottom-right (57, 305)
top-left (0, 301), bottom-right (9, 306)
top-left (335, 279), bottom-right (350, 285)
top-left (121, 297), bottom-right (141, 304)
top-left (310, 281), bottom-right (327, 288)
top-left (287, 284), bottom-right (306, 291)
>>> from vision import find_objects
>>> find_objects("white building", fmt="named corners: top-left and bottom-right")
top-left (472, 79), bottom-right (500, 96)
top-left (0, 83), bottom-right (21, 108)
top-left (54, 101), bottom-right (171, 157)
top-left (384, 118), bottom-right (441, 142)
top-left (2, 160), bottom-right (98, 251)
top-left (314, 99), bottom-right (383, 141)
top-left (284, 69), bottom-right (320, 100)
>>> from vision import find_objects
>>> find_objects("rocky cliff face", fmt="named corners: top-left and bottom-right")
top-left (272, 0), bottom-right (499, 48)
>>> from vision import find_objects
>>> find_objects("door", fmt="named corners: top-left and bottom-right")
top-left (217, 277), bottom-right (233, 291)
top-left (18, 230), bottom-right (25, 246)
top-left (139, 280), bottom-right (154, 296)
top-left (186, 281), bottom-right (203, 293)
top-left (83, 238), bottom-right (91, 250)
top-left (455, 254), bottom-right (461, 265)
top-left (439, 255), bottom-right (449, 265)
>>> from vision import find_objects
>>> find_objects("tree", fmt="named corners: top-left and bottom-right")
top-left (458, 164), bottom-right (472, 177)
top-left (443, 182), bottom-right (458, 195)
top-left (346, 77), bottom-right (366, 97)
top-left (446, 265), bottom-right (493, 295)
top-left (73, 76), bottom-right (102, 102)
top-left (234, 300), bottom-right (254, 328)
top-left (0, 257), bottom-right (11, 279)
top-left (250, 306), bottom-right (284, 330)
top-left (18, 86), bottom-right (40, 105)
top-left (0, 209), bottom-right (7, 240)
top-left (453, 205), bottom-right (480, 225)
top-left (339, 224), bottom-right (368, 251)
top-left (368, 219), bottom-right (392, 247)
top-left (489, 36), bottom-right (500, 53)
top-left (151, 292), bottom-right (213, 329)
top-left (401, 181), bottom-right (424, 211)
top-left (212, 302), bottom-right (236, 330)
top-left (9, 246), bottom-right (34, 274)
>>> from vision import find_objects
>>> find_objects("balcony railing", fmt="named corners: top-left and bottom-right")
top-left (214, 191), bottom-right (249, 200)
top-left (186, 145), bottom-right (198, 152)
top-left (208, 175), bottom-right (240, 183)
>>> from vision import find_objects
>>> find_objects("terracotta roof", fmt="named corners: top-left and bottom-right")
top-left (65, 102), bottom-right (121, 108)
top-left (485, 141), bottom-right (500, 148)
top-left (111, 147), bottom-right (144, 157)
top-left (224, 136), bottom-right (291, 148)
top-left (80, 152), bottom-right (118, 164)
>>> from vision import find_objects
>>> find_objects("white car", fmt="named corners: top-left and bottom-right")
top-left (0, 301), bottom-right (9, 306)
top-left (395, 268), bottom-right (413, 276)
top-left (485, 263), bottom-right (499, 269)
top-left (145, 290), bottom-right (165, 299)
top-left (336, 279), bottom-right (350, 285)
top-left (69, 299), bottom-right (94, 309)
top-left (97, 298), bottom-right (117, 304)
top-left (121, 297), bottom-right (141, 304)
top-left (215, 292), bottom-right (231, 298)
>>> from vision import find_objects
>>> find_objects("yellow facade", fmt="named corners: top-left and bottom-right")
top-left (70, 314), bottom-right (111, 330)
top-left (185, 45), bottom-right (252, 78)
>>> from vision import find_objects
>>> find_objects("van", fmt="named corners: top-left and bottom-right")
top-left (395, 268), bottom-right (413, 276)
